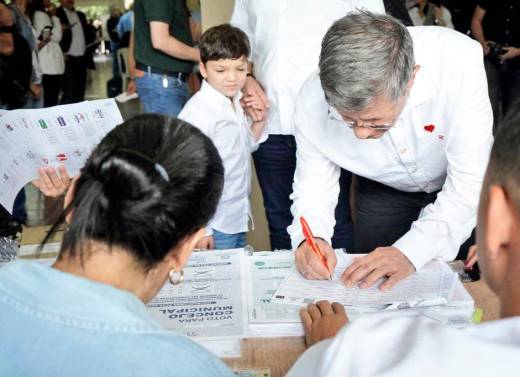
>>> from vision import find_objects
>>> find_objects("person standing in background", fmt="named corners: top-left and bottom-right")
top-left (106, 5), bottom-right (120, 79)
top-left (56, 0), bottom-right (96, 104)
top-left (132, 0), bottom-right (199, 116)
top-left (31, 0), bottom-right (64, 108)
top-left (471, 1), bottom-right (520, 131)
top-left (231, 0), bottom-right (412, 252)
top-left (408, 0), bottom-right (455, 28)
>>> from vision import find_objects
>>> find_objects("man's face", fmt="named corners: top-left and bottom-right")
top-left (61, 0), bottom-right (75, 10)
top-left (335, 95), bottom-right (406, 140)
top-left (200, 56), bottom-right (248, 99)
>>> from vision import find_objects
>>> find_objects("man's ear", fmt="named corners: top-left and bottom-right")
top-left (485, 185), bottom-right (514, 261)
top-left (406, 65), bottom-right (421, 94)
top-left (199, 62), bottom-right (208, 79)
top-left (63, 176), bottom-right (79, 224)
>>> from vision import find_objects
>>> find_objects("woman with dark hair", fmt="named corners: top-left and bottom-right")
top-left (0, 114), bottom-right (234, 377)
top-left (31, 0), bottom-right (64, 107)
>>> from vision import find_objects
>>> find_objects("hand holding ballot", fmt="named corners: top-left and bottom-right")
top-left (341, 247), bottom-right (416, 291)
top-left (32, 165), bottom-right (72, 198)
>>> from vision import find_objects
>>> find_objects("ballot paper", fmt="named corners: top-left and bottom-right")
top-left (272, 251), bottom-right (458, 308)
top-left (247, 251), bottom-right (301, 324)
top-left (147, 249), bottom-right (249, 340)
top-left (0, 99), bottom-right (123, 213)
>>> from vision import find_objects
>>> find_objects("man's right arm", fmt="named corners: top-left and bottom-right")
top-left (149, 21), bottom-right (199, 62)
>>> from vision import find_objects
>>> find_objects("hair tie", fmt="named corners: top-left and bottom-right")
top-left (154, 163), bottom-right (170, 182)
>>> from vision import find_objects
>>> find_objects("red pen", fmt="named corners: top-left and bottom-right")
top-left (300, 216), bottom-right (332, 280)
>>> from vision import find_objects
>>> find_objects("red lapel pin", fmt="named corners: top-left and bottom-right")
top-left (424, 124), bottom-right (435, 133)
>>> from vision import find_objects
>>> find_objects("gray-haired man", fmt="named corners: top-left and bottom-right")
top-left (289, 12), bottom-right (493, 289)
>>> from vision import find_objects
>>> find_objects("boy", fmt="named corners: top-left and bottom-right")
top-left (179, 24), bottom-right (266, 250)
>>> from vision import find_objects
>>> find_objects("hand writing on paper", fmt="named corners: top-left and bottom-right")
top-left (195, 235), bottom-right (214, 250)
top-left (300, 300), bottom-right (348, 347)
top-left (340, 246), bottom-right (415, 291)
top-left (295, 238), bottom-right (336, 280)
top-left (32, 165), bottom-right (71, 197)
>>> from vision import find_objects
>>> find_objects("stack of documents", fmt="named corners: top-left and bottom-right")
top-left (11, 246), bottom-right (475, 358)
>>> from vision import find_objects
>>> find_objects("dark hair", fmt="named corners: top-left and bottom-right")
top-left (199, 23), bottom-right (250, 64)
top-left (28, 0), bottom-right (46, 23)
top-left (42, 114), bottom-right (224, 268)
top-left (487, 121), bottom-right (520, 209)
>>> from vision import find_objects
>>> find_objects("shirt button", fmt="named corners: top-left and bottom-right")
top-left (400, 148), bottom-right (407, 154)
top-left (506, 30), bottom-right (510, 34)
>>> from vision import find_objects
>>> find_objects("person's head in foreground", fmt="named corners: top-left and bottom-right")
top-left (319, 11), bottom-right (418, 140)
top-left (52, 114), bottom-right (224, 301)
top-left (289, 123), bottom-right (520, 375)
top-left (198, 23), bottom-right (250, 99)
top-left (0, 114), bottom-right (238, 376)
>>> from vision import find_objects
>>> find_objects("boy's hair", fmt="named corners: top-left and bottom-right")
top-left (199, 23), bottom-right (250, 64)
top-left (487, 121), bottom-right (520, 210)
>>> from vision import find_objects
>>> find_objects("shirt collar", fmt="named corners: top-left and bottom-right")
top-left (200, 79), bottom-right (243, 109)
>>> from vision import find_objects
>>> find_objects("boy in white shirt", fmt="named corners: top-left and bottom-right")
top-left (179, 24), bottom-right (266, 250)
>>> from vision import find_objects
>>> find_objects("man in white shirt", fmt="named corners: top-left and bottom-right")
top-left (290, 12), bottom-right (493, 288)
top-left (230, 0), bottom-right (388, 252)
top-left (287, 122), bottom-right (520, 377)
top-left (56, 0), bottom-right (95, 104)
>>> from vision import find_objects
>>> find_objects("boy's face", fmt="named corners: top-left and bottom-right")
top-left (200, 56), bottom-right (248, 98)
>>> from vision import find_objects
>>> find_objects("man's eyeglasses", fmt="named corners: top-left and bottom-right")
top-left (328, 106), bottom-right (398, 131)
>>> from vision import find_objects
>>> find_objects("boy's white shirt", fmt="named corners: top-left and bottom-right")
top-left (179, 80), bottom-right (267, 236)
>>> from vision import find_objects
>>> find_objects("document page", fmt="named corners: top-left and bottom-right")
top-left (0, 99), bottom-right (123, 213)
top-left (247, 251), bottom-right (301, 323)
top-left (147, 249), bottom-right (248, 340)
top-left (272, 251), bottom-right (456, 308)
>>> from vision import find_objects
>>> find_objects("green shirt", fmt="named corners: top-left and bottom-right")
top-left (134, 0), bottom-right (194, 74)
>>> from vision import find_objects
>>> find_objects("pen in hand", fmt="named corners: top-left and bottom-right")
top-left (300, 216), bottom-right (332, 280)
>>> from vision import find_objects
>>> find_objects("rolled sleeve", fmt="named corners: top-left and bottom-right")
top-left (394, 41), bottom-right (493, 270)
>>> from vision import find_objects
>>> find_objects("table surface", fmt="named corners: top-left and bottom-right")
top-left (19, 226), bottom-right (500, 377)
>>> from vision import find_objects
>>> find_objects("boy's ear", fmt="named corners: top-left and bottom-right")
top-left (199, 62), bottom-right (207, 79)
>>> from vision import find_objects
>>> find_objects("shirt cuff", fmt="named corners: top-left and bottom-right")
top-left (289, 224), bottom-right (332, 251)
top-left (393, 231), bottom-right (435, 271)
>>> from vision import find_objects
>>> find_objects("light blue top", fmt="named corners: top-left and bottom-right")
top-left (117, 11), bottom-right (134, 37)
top-left (0, 260), bottom-right (235, 377)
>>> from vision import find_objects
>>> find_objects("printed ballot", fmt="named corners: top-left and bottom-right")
top-left (272, 251), bottom-right (461, 309)
top-left (147, 249), bottom-right (248, 340)
top-left (0, 99), bottom-right (123, 213)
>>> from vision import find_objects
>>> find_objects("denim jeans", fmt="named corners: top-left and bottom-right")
top-left (135, 71), bottom-right (188, 117)
top-left (253, 135), bottom-right (354, 251)
top-left (213, 230), bottom-right (247, 250)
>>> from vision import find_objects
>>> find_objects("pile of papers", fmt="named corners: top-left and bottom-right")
top-left (0, 99), bottom-right (123, 213)
top-left (14, 246), bottom-right (474, 358)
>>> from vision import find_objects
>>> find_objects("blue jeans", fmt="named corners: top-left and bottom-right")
top-left (213, 230), bottom-right (247, 250)
top-left (252, 135), bottom-right (354, 251)
top-left (135, 71), bottom-right (188, 116)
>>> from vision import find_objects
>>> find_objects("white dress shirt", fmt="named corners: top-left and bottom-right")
top-left (287, 315), bottom-right (520, 376)
top-left (33, 11), bottom-right (64, 75)
top-left (230, 0), bottom-right (385, 136)
top-left (63, 8), bottom-right (85, 57)
top-left (288, 26), bottom-right (493, 270)
top-left (179, 81), bottom-right (267, 236)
